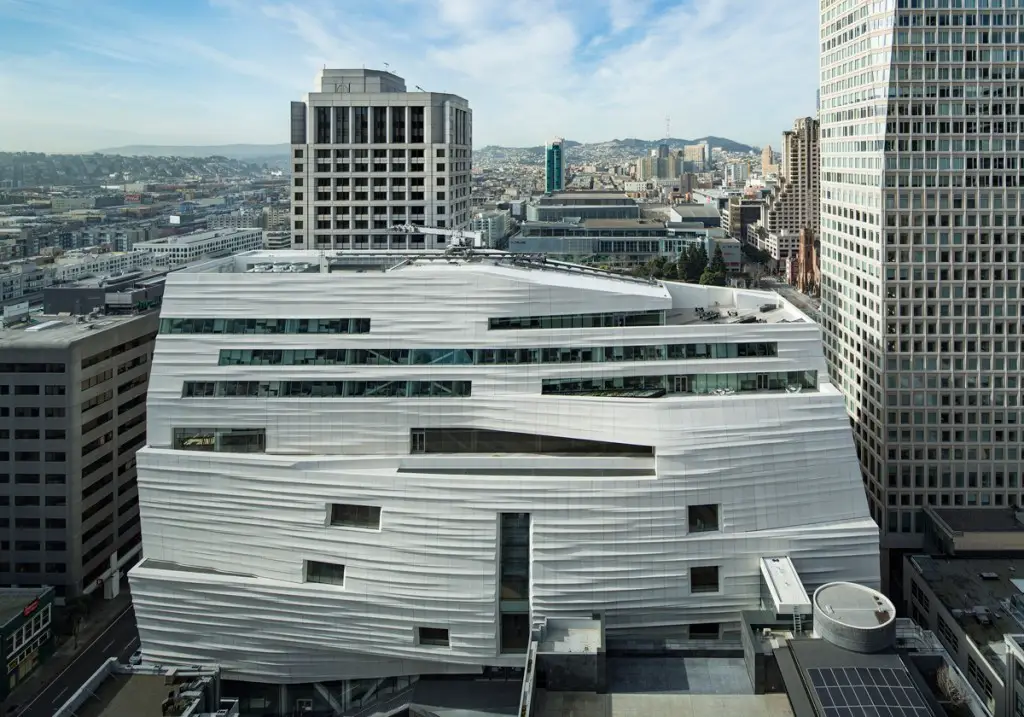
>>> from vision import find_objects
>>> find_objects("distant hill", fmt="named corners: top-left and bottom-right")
top-left (95, 144), bottom-right (291, 160)
top-left (477, 136), bottom-right (757, 155)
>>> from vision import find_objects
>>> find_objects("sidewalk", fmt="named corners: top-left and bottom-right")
top-left (8, 587), bottom-right (133, 709)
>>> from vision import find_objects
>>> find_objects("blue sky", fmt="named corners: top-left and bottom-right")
top-left (0, 0), bottom-right (820, 152)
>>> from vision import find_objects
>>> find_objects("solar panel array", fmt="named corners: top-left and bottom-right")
top-left (807, 666), bottom-right (934, 717)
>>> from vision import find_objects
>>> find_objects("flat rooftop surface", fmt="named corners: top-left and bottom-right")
top-left (0, 313), bottom-right (147, 347)
top-left (814, 583), bottom-right (893, 630)
top-left (581, 219), bottom-right (664, 229)
top-left (930, 507), bottom-right (1024, 533)
top-left (535, 692), bottom-right (794, 717)
top-left (787, 639), bottom-right (941, 717)
top-left (136, 228), bottom-right (256, 246)
top-left (909, 554), bottom-right (1024, 669)
top-left (545, 192), bottom-right (629, 200)
top-left (607, 656), bottom-right (753, 694)
top-left (75, 674), bottom-right (170, 717)
top-left (0, 589), bottom-right (42, 625)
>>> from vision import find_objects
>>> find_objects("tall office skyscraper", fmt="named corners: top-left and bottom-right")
top-left (545, 138), bottom-right (565, 193)
top-left (819, 1), bottom-right (1022, 588)
top-left (289, 69), bottom-right (473, 250)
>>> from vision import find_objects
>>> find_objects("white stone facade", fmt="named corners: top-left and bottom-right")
top-left (129, 250), bottom-right (879, 684)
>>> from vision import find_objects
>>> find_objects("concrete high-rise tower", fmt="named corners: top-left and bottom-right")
top-left (819, 0), bottom-right (1022, 590)
top-left (761, 145), bottom-right (775, 175)
top-left (289, 69), bottom-right (472, 251)
top-left (545, 138), bottom-right (566, 193)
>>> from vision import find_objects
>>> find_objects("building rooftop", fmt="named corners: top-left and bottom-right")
top-left (174, 250), bottom-right (816, 329)
top-left (78, 673), bottom-right (174, 717)
top-left (908, 553), bottom-right (1024, 670)
top-left (545, 191), bottom-right (629, 201)
top-left (0, 311), bottom-right (151, 348)
top-left (0, 587), bottom-right (47, 626)
top-left (814, 582), bottom-right (894, 631)
top-left (54, 661), bottom-right (233, 717)
top-left (134, 228), bottom-right (258, 247)
top-left (929, 506), bottom-right (1024, 534)
top-left (786, 638), bottom-right (944, 717)
top-left (671, 204), bottom-right (722, 218)
top-left (576, 218), bottom-right (666, 230)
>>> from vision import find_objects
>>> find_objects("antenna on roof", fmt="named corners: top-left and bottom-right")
top-left (383, 62), bottom-right (390, 71)
top-left (415, 85), bottom-right (426, 92)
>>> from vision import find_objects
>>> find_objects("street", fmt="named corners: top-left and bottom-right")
top-left (13, 606), bottom-right (139, 717)
top-left (764, 279), bottom-right (822, 324)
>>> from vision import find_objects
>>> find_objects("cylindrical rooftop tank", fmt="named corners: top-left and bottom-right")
top-left (812, 582), bottom-right (896, 653)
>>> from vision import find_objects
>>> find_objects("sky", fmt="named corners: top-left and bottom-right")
top-left (0, 0), bottom-right (820, 153)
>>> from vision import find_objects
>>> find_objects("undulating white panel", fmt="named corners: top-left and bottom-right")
top-left (130, 254), bottom-right (879, 683)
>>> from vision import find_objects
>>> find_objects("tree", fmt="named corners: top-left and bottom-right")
top-left (936, 665), bottom-right (967, 707)
top-left (700, 245), bottom-right (728, 286)
top-left (680, 244), bottom-right (707, 283)
top-left (741, 241), bottom-right (773, 266)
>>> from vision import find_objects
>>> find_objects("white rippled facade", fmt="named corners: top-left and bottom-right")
top-left (130, 250), bottom-right (879, 684)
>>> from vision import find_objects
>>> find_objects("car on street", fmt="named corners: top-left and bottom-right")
top-left (129, 650), bottom-right (143, 666)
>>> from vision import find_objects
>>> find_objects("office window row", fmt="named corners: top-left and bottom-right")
top-left (217, 342), bottom-right (777, 368)
top-left (172, 428), bottom-right (267, 453)
top-left (182, 380), bottom-right (472, 399)
top-left (541, 371), bottom-right (819, 397)
top-left (489, 310), bottom-right (665, 330)
top-left (159, 318), bottom-right (371, 335)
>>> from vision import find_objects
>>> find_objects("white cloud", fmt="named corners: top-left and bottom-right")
top-left (0, 0), bottom-right (820, 152)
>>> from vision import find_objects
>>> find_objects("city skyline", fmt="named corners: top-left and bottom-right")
top-left (0, 0), bottom-right (820, 153)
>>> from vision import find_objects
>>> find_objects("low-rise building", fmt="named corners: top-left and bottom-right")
top-left (263, 230), bottom-right (292, 250)
top-left (753, 227), bottom-right (802, 262)
top-left (526, 192), bottom-right (640, 222)
top-left (509, 219), bottom-right (741, 271)
top-left (668, 203), bottom-right (722, 228)
top-left (53, 660), bottom-right (237, 717)
top-left (722, 195), bottom-right (764, 241)
top-left (903, 507), bottom-right (1024, 717)
top-left (133, 228), bottom-right (262, 265)
top-left (206, 211), bottom-right (263, 231)
top-left (1, 587), bottom-right (55, 704)
top-left (470, 209), bottom-right (511, 247)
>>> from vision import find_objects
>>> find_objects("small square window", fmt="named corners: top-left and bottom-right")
top-left (689, 623), bottom-right (720, 640)
top-left (306, 560), bottom-right (345, 586)
top-left (418, 627), bottom-right (450, 647)
top-left (690, 566), bottom-right (719, 594)
top-left (687, 504), bottom-right (719, 533)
